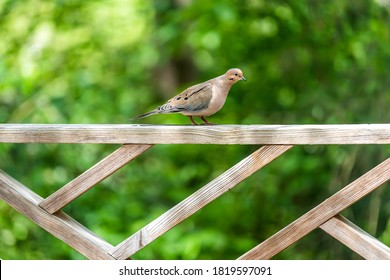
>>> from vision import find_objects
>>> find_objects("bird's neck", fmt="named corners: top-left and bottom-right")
top-left (215, 76), bottom-right (233, 94)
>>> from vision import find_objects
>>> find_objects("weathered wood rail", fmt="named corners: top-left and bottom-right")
top-left (1, 124), bottom-right (390, 259)
top-left (1, 123), bottom-right (390, 144)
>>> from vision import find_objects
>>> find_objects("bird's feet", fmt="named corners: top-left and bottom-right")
top-left (200, 116), bottom-right (216, 125)
top-left (188, 116), bottom-right (216, 125)
top-left (189, 116), bottom-right (198, 125)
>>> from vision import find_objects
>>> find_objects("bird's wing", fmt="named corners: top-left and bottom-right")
top-left (157, 81), bottom-right (214, 113)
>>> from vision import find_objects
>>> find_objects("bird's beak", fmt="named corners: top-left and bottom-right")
top-left (241, 76), bottom-right (247, 82)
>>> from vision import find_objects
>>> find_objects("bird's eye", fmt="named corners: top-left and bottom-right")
top-left (234, 73), bottom-right (238, 76)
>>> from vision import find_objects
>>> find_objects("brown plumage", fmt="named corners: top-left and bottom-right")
top-left (131, 68), bottom-right (246, 125)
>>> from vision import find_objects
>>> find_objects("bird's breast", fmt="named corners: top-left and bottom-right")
top-left (206, 89), bottom-right (228, 114)
top-left (184, 85), bottom-right (229, 117)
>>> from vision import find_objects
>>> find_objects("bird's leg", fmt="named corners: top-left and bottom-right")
top-left (200, 116), bottom-right (215, 125)
top-left (189, 116), bottom-right (198, 125)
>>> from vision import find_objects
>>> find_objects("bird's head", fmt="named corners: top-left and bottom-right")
top-left (226, 68), bottom-right (247, 84)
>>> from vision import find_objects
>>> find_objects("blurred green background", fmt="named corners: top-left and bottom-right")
top-left (1, 0), bottom-right (390, 259)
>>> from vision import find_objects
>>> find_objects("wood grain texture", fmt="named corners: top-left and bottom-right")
top-left (109, 145), bottom-right (293, 259)
top-left (320, 214), bottom-right (390, 259)
top-left (238, 157), bottom-right (390, 260)
top-left (39, 144), bottom-right (152, 214)
top-left (1, 124), bottom-right (390, 144)
top-left (0, 169), bottom-right (115, 259)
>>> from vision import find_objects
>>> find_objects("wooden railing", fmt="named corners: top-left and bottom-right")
top-left (1, 124), bottom-right (390, 260)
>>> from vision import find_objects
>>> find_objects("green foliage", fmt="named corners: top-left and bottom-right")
top-left (1, 0), bottom-right (390, 259)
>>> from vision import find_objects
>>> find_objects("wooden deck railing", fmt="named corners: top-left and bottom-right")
top-left (1, 124), bottom-right (390, 259)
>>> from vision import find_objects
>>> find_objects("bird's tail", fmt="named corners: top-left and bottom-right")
top-left (130, 109), bottom-right (159, 121)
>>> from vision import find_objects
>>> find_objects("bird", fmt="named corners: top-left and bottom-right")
top-left (131, 68), bottom-right (246, 125)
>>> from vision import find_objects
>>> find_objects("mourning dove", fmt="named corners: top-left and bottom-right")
top-left (131, 68), bottom-right (246, 125)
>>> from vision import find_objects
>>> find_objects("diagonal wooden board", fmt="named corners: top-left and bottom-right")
top-left (0, 170), bottom-right (116, 260)
top-left (39, 144), bottom-right (153, 214)
top-left (320, 214), bottom-right (390, 260)
top-left (238, 157), bottom-right (390, 260)
top-left (110, 145), bottom-right (293, 259)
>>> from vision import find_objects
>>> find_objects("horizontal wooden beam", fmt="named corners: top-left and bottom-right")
top-left (0, 170), bottom-right (116, 260)
top-left (320, 214), bottom-right (390, 260)
top-left (1, 124), bottom-right (390, 144)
